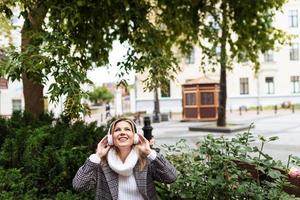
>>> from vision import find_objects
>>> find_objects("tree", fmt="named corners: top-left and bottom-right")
top-left (117, 13), bottom-right (179, 123)
top-left (88, 86), bottom-right (114, 106)
top-left (158, 0), bottom-right (288, 126)
top-left (0, 12), bottom-right (13, 74)
top-left (0, 12), bottom-right (13, 44)
top-left (1, 0), bottom-right (180, 119)
top-left (2, 0), bottom-right (287, 123)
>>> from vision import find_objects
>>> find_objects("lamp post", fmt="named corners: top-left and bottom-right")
top-left (142, 116), bottom-right (153, 141)
top-left (142, 116), bottom-right (160, 152)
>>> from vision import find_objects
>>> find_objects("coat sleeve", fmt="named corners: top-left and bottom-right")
top-left (72, 159), bottom-right (99, 192)
top-left (149, 153), bottom-right (177, 184)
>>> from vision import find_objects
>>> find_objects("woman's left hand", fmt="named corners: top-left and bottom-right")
top-left (136, 133), bottom-right (152, 156)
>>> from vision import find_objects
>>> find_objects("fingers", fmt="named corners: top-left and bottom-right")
top-left (99, 135), bottom-right (108, 145)
top-left (137, 133), bottom-right (148, 143)
top-left (97, 136), bottom-right (109, 153)
top-left (103, 145), bottom-right (110, 151)
top-left (96, 136), bottom-right (111, 158)
top-left (149, 138), bottom-right (155, 146)
top-left (136, 134), bottom-right (152, 156)
top-left (100, 135), bottom-right (108, 143)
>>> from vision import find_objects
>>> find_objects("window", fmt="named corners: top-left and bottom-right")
top-left (240, 78), bottom-right (249, 95)
top-left (0, 78), bottom-right (8, 89)
top-left (161, 81), bottom-right (170, 97)
top-left (289, 9), bottom-right (298, 28)
top-left (290, 43), bottom-right (299, 61)
top-left (200, 92), bottom-right (214, 105)
top-left (265, 77), bottom-right (275, 94)
top-left (12, 99), bottom-right (22, 111)
top-left (291, 76), bottom-right (300, 93)
top-left (185, 48), bottom-right (195, 64)
top-left (185, 93), bottom-right (196, 105)
top-left (264, 51), bottom-right (274, 62)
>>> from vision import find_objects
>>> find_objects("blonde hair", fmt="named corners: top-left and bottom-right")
top-left (108, 118), bottom-right (137, 135)
top-left (101, 118), bottom-right (146, 171)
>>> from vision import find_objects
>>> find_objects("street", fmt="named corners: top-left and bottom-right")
top-left (137, 110), bottom-right (300, 164)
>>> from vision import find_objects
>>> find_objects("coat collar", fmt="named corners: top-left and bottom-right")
top-left (133, 164), bottom-right (148, 199)
top-left (103, 165), bottom-right (119, 200)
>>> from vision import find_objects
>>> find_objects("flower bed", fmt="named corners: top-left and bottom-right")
top-left (157, 130), bottom-right (300, 200)
top-left (234, 159), bottom-right (300, 197)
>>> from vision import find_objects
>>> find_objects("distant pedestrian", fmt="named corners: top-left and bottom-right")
top-left (105, 102), bottom-right (111, 119)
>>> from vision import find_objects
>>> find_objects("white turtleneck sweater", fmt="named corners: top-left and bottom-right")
top-left (118, 173), bottom-right (144, 200)
top-left (89, 150), bottom-right (157, 200)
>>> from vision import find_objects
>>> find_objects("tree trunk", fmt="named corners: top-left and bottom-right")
top-left (153, 87), bottom-right (160, 122)
top-left (22, 72), bottom-right (44, 118)
top-left (217, 2), bottom-right (228, 127)
top-left (217, 59), bottom-right (227, 126)
top-left (21, 3), bottom-right (47, 118)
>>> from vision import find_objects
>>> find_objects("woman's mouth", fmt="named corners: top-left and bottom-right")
top-left (118, 137), bottom-right (128, 142)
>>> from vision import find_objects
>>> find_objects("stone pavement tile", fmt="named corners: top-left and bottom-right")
top-left (145, 112), bottom-right (300, 163)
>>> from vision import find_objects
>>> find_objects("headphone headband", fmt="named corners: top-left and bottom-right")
top-left (107, 118), bottom-right (139, 145)
top-left (108, 118), bottom-right (137, 135)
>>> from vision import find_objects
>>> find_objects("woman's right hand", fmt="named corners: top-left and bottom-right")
top-left (96, 136), bottom-right (111, 158)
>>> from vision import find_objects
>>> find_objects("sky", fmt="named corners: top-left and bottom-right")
top-left (87, 41), bottom-right (135, 86)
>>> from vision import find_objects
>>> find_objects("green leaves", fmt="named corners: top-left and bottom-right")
top-left (157, 0), bottom-right (289, 125)
top-left (157, 129), bottom-right (298, 199)
top-left (268, 169), bottom-right (283, 179)
top-left (1, 0), bottom-right (187, 118)
top-left (87, 86), bottom-right (114, 105)
top-left (0, 0), bottom-right (291, 120)
top-left (0, 167), bottom-right (38, 199)
top-left (0, 112), bottom-right (105, 199)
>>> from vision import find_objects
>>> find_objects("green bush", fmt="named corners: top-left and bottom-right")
top-left (0, 167), bottom-right (38, 200)
top-left (1, 113), bottom-right (300, 199)
top-left (0, 111), bottom-right (105, 199)
top-left (157, 130), bottom-right (300, 200)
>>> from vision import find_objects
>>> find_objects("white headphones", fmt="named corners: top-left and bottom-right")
top-left (107, 119), bottom-right (139, 146)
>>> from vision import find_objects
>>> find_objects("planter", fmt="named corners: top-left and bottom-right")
top-left (161, 113), bottom-right (169, 121)
top-left (233, 160), bottom-right (300, 197)
top-left (285, 173), bottom-right (300, 197)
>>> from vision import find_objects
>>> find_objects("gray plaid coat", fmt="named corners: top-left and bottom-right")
top-left (73, 153), bottom-right (176, 200)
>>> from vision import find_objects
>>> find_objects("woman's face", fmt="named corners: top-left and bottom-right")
top-left (112, 120), bottom-right (134, 149)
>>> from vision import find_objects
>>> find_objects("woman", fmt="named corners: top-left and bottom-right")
top-left (73, 118), bottom-right (176, 200)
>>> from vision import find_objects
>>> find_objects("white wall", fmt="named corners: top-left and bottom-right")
top-left (135, 0), bottom-right (300, 113)
top-left (0, 80), bottom-right (24, 116)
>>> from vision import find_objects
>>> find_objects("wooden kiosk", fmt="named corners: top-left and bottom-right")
top-left (182, 77), bottom-right (219, 121)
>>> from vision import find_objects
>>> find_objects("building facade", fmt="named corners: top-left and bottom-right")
top-left (0, 79), bottom-right (24, 117)
top-left (135, 0), bottom-right (300, 115)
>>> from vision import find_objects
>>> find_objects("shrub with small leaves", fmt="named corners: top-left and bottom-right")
top-left (0, 111), bottom-right (105, 199)
top-left (157, 129), bottom-right (300, 200)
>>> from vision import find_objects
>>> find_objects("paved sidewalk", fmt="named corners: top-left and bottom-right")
top-left (136, 110), bottom-right (300, 163)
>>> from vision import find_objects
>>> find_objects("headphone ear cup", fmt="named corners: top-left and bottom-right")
top-left (133, 134), bottom-right (139, 144)
top-left (107, 135), bottom-right (113, 145)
